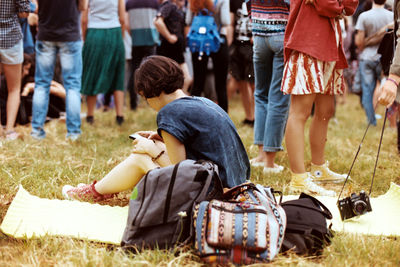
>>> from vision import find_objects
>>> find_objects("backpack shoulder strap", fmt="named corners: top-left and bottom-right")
top-left (299, 193), bottom-right (333, 219)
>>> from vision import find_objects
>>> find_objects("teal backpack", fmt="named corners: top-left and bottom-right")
top-left (187, 0), bottom-right (222, 60)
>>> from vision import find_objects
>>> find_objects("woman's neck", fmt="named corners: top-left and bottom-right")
top-left (158, 89), bottom-right (187, 110)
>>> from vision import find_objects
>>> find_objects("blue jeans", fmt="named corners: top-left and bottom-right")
top-left (359, 59), bottom-right (381, 126)
top-left (31, 41), bottom-right (82, 138)
top-left (253, 35), bottom-right (290, 152)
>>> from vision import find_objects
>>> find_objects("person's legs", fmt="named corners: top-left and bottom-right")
top-left (252, 36), bottom-right (271, 165)
top-left (86, 95), bottom-right (96, 117)
top-left (3, 64), bottom-right (22, 133)
top-left (31, 41), bottom-right (57, 139)
top-left (95, 153), bottom-right (158, 194)
top-left (309, 94), bottom-right (335, 165)
top-left (211, 42), bottom-right (229, 112)
top-left (128, 46), bottom-right (156, 110)
top-left (359, 60), bottom-right (379, 125)
top-left (285, 94), bottom-right (315, 173)
top-left (0, 40), bottom-right (24, 137)
top-left (59, 41), bottom-right (82, 138)
top-left (63, 153), bottom-right (159, 201)
top-left (227, 74), bottom-right (238, 99)
top-left (113, 90), bottom-right (124, 117)
top-left (285, 94), bottom-right (335, 196)
top-left (263, 34), bottom-right (290, 169)
top-left (228, 43), bottom-right (255, 122)
top-left (238, 80), bottom-right (255, 122)
top-left (309, 94), bottom-right (347, 183)
top-left (190, 52), bottom-right (208, 96)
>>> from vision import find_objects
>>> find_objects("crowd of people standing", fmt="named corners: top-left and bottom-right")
top-left (1, 0), bottom-right (399, 196)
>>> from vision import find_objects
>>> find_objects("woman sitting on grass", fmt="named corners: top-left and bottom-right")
top-left (63, 55), bottom-right (250, 202)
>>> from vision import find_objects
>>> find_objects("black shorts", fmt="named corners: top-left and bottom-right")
top-left (229, 42), bottom-right (254, 83)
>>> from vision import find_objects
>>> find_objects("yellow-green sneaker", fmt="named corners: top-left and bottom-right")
top-left (310, 161), bottom-right (348, 184)
top-left (289, 172), bottom-right (336, 197)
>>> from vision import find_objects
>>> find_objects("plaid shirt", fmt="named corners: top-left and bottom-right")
top-left (0, 0), bottom-right (30, 49)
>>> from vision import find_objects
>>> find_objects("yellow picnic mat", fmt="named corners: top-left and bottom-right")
top-left (283, 182), bottom-right (400, 236)
top-left (0, 185), bottom-right (128, 245)
top-left (1, 183), bottom-right (400, 245)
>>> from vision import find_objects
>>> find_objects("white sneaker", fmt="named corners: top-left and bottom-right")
top-left (250, 158), bottom-right (264, 168)
top-left (263, 164), bottom-right (284, 174)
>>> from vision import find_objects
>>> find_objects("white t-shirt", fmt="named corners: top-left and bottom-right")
top-left (355, 7), bottom-right (393, 61)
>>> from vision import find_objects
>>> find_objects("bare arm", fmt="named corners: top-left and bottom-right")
top-left (78, 0), bottom-right (89, 12)
top-left (81, 8), bottom-right (89, 41)
top-left (227, 12), bottom-right (235, 47)
top-left (124, 10), bottom-right (130, 31)
top-left (118, 0), bottom-right (126, 36)
top-left (154, 16), bottom-right (177, 44)
top-left (161, 130), bottom-right (186, 165)
top-left (49, 81), bottom-right (67, 99)
top-left (364, 23), bottom-right (394, 47)
top-left (355, 30), bottom-right (365, 51)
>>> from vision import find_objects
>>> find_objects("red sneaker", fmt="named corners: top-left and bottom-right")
top-left (62, 181), bottom-right (115, 202)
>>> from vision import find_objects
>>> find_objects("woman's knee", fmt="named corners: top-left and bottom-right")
top-left (314, 105), bottom-right (335, 121)
top-left (288, 106), bottom-right (311, 124)
top-left (127, 153), bottom-right (158, 172)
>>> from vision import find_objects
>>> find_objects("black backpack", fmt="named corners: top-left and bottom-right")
top-left (280, 193), bottom-right (334, 256)
top-left (121, 159), bottom-right (223, 251)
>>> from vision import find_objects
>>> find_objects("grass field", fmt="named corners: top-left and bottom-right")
top-left (1, 93), bottom-right (400, 266)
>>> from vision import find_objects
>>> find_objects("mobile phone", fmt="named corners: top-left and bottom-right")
top-left (129, 133), bottom-right (143, 140)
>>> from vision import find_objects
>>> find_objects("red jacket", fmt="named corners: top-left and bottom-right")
top-left (284, 0), bottom-right (358, 69)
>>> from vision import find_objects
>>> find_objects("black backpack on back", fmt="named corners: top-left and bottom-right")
top-left (280, 193), bottom-right (334, 256)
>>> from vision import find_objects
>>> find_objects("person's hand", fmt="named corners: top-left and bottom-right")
top-left (168, 34), bottom-right (178, 44)
top-left (132, 137), bottom-right (163, 158)
top-left (135, 131), bottom-right (163, 142)
top-left (378, 79), bottom-right (398, 107)
top-left (305, 0), bottom-right (314, 4)
top-left (21, 82), bottom-right (34, 96)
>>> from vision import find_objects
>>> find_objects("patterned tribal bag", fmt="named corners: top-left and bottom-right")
top-left (192, 183), bottom-right (287, 265)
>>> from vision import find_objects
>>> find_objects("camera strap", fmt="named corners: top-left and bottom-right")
top-left (337, 108), bottom-right (388, 201)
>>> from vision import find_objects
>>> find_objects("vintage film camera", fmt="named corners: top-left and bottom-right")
top-left (337, 190), bottom-right (372, 221)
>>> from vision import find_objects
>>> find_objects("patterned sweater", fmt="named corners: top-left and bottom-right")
top-left (250, 0), bottom-right (290, 36)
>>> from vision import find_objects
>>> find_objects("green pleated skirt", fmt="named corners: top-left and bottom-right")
top-left (82, 27), bottom-right (125, 96)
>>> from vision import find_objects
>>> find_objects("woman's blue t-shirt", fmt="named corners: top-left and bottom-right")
top-left (157, 96), bottom-right (250, 188)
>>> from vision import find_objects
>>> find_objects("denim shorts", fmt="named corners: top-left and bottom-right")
top-left (0, 40), bottom-right (23, 65)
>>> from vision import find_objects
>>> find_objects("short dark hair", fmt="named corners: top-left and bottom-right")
top-left (374, 0), bottom-right (386, 5)
top-left (135, 55), bottom-right (184, 98)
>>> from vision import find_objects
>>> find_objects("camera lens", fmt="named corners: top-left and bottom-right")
top-left (353, 200), bottom-right (367, 215)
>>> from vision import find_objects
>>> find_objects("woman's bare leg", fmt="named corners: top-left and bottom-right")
top-left (285, 94), bottom-right (315, 173)
top-left (94, 153), bottom-right (159, 194)
top-left (86, 95), bottom-right (97, 117)
top-left (3, 63), bottom-right (22, 132)
top-left (309, 94), bottom-right (335, 165)
top-left (113, 90), bottom-right (125, 117)
top-left (238, 80), bottom-right (255, 121)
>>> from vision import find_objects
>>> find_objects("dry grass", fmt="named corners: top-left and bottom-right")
top-left (1, 93), bottom-right (400, 266)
